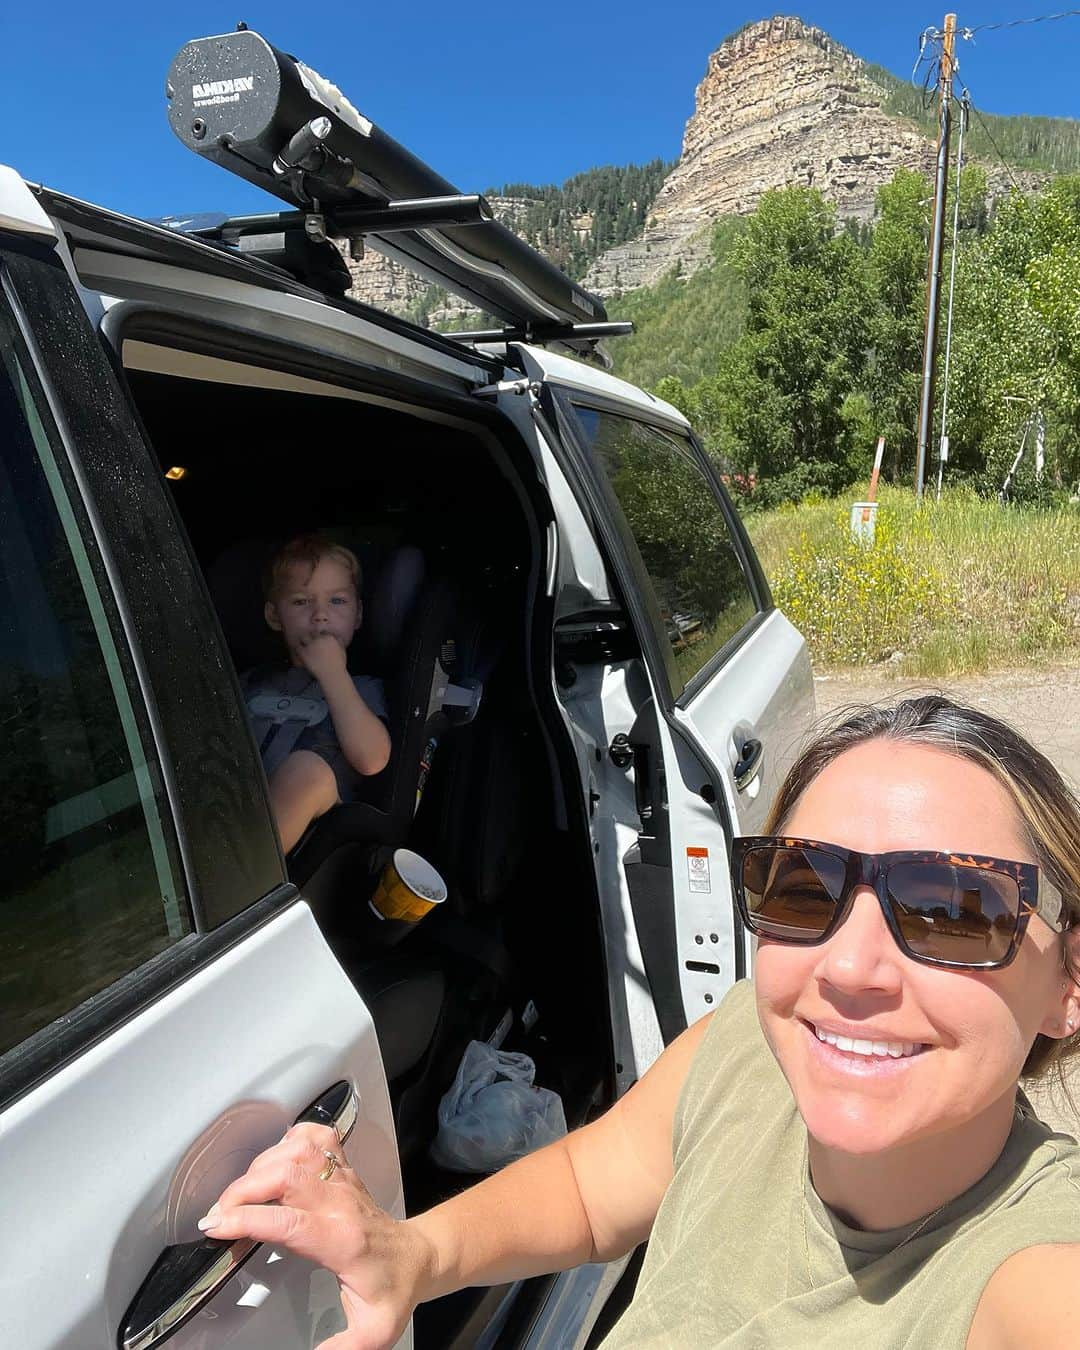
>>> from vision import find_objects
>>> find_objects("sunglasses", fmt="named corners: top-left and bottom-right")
top-left (731, 836), bottom-right (1067, 971)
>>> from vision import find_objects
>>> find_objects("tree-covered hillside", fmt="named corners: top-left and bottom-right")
top-left (866, 63), bottom-right (1080, 174)
top-left (620, 173), bottom-right (1080, 508)
top-left (487, 160), bottom-right (672, 281)
top-left (606, 220), bottom-right (747, 388)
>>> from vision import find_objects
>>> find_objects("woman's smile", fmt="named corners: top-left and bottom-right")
top-left (800, 1016), bottom-right (929, 1078)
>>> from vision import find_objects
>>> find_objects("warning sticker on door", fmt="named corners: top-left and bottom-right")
top-left (686, 847), bottom-right (711, 894)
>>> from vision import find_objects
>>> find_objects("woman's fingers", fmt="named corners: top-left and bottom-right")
top-left (209, 1158), bottom-right (322, 1215)
top-left (245, 1122), bottom-right (343, 1176)
top-left (318, 1303), bottom-right (407, 1350)
top-left (198, 1202), bottom-right (359, 1270)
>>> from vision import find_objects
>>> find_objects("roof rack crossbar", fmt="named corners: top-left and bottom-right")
top-left (445, 321), bottom-right (635, 345)
top-left (166, 194), bottom-right (494, 243)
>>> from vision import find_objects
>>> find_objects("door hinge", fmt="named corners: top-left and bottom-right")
top-left (472, 377), bottom-right (540, 400)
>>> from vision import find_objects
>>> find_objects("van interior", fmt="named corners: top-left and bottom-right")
top-left (122, 342), bottom-right (617, 1345)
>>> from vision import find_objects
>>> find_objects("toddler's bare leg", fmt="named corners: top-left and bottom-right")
top-left (267, 750), bottom-right (339, 853)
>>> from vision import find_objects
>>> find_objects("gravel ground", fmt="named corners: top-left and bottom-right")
top-left (812, 659), bottom-right (1080, 1136)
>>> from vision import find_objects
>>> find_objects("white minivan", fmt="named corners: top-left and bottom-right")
top-left (0, 27), bottom-right (813, 1350)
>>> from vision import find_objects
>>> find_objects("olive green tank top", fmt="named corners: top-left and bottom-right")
top-left (603, 980), bottom-right (1080, 1349)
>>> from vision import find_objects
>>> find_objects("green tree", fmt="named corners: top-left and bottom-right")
top-left (716, 187), bottom-right (874, 502)
top-left (947, 177), bottom-right (1080, 495)
top-left (866, 169), bottom-right (930, 480)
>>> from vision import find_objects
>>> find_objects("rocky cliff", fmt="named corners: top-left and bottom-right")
top-left (583, 17), bottom-right (938, 294)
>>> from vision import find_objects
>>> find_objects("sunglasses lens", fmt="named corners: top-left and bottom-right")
top-left (741, 846), bottom-right (846, 941)
top-left (886, 862), bottom-right (1022, 965)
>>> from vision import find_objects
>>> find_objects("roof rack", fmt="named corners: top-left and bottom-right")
top-left (445, 321), bottom-right (634, 345)
top-left (165, 28), bottom-right (613, 342)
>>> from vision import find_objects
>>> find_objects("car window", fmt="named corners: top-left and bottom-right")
top-left (0, 312), bottom-right (190, 1059)
top-left (572, 406), bottom-right (759, 691)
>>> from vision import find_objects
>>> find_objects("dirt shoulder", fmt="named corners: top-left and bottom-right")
top-left (812, 659), bottom-right (1080, 1135)
top-left (813, 660), bottom-right (1080, 792)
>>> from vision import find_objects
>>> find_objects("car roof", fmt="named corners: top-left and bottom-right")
top-left (24, 176), bottom-right (505, 381)
top-left (6, 166), bottom-right (678, 423)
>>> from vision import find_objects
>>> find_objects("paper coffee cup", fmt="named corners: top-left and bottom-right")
top-left (369, 849), bottom-right (447, 925)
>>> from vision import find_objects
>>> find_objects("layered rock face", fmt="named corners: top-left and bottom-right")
top-left (583, 17), bottom-right (938, 295)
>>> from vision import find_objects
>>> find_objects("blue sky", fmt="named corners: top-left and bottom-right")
top-left (3, 3), bottom-right (1078, 219)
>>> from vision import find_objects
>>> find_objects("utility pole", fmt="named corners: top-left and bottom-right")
top-left (914, 13), bottom-right (957, 501)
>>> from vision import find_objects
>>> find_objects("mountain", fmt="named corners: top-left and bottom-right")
top-left (583, 16), bottom-right (1051, 296)
top-left (342, 14), bottom-right (1078, 318)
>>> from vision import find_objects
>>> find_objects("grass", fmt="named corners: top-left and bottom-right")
top-left (745, 484), bottom-right (1080, 677)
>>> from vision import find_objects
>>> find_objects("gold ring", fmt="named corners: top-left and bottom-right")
top-left (318, 1149), bottom-right (344, 1182)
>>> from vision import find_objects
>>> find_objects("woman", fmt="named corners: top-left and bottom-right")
top-left (200, 696), bottom-right (1080, 1348)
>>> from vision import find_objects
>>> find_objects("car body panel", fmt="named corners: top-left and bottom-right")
top-left (0, 902), bottom-right (405, 1350)
top-left (513, 347), bottom-right (815, 1043)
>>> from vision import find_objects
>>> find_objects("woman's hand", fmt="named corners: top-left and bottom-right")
top-left (197, 1123), bottom-right (435, 1350)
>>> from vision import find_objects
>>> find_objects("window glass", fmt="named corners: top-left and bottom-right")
top-left (0, 311), bottom-right (190, 1058)
top-left (574, 406), bottom-right (759, 689)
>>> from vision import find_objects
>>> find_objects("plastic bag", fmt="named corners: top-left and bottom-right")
top-left (430, 1040), bottom-right (567, 1172)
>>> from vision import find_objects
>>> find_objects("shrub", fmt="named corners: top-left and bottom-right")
top-left (770, 508), bottom-right (957, 665)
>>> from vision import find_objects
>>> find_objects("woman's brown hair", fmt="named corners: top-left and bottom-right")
top-left (765, 694), bottom-right (1080, 1080)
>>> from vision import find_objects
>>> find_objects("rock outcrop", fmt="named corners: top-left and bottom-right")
top-left (583, 17), bottom-right (1044, 297)
top-left (582, 17), bottom-right (939, 295)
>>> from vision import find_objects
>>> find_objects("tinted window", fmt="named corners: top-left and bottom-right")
top-left (574, 407), bottom-right (758, 689)
top-left (0, 311), bottom-right (190, 1058)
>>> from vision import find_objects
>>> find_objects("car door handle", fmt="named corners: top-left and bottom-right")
top-left (118, 1081), bottom-right (359, 1350)
top-left (733, 737), bottom-right (764, 791)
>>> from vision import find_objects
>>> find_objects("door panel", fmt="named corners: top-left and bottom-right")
top-left (520, 354), bottom-right (814, 1033)
top-left (0, 903), bottom-right (404, 1350)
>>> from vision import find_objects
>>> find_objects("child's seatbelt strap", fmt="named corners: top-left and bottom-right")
top-left (247, 682), bottom-right (328, 777)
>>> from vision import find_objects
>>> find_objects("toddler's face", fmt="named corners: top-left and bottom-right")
top-left (265, 556), bottom-right (360, 665)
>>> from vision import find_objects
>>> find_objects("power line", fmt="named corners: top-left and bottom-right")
top-left (959, 7), bottom-right (1080, 37)
top-left (960, 85), bottom-right (1026, 193)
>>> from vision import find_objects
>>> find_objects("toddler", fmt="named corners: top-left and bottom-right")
top-left (242, 534), bottom-right (391, 852)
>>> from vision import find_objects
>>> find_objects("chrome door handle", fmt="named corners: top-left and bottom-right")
top-left (733, 737), bottom-right (764, 791)
top-left (118, 1081), bottom-right (358, 1350)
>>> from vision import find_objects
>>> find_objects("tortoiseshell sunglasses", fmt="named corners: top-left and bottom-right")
top-left (731, 836), bottom-right (1066, 971)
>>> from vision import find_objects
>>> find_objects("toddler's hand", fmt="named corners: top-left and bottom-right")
top-left (298, 631), bottom-right (348, 681)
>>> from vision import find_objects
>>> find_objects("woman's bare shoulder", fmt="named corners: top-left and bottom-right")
top-left (967, 1243), bottom-right (1080, 1349)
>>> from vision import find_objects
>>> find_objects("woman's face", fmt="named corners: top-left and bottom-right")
top-left (754, 738), bottom-right (1072, 1158)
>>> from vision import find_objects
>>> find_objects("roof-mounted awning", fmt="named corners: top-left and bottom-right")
top-left (166, 29), bottom-right (609, 332)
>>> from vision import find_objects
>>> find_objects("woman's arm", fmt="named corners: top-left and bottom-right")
top-left (200, 1012), bottom-right (712, 1349)
top-left (413, 1008), bottom-right (712, 1292)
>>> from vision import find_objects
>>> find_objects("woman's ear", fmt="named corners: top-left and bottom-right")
top-left (1042, 929), bottom-right (1080, 1039)
top-left (1063, 929), bottom-right (1080, 1036)
top-left (265, 599), bottom-right (283, 632)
